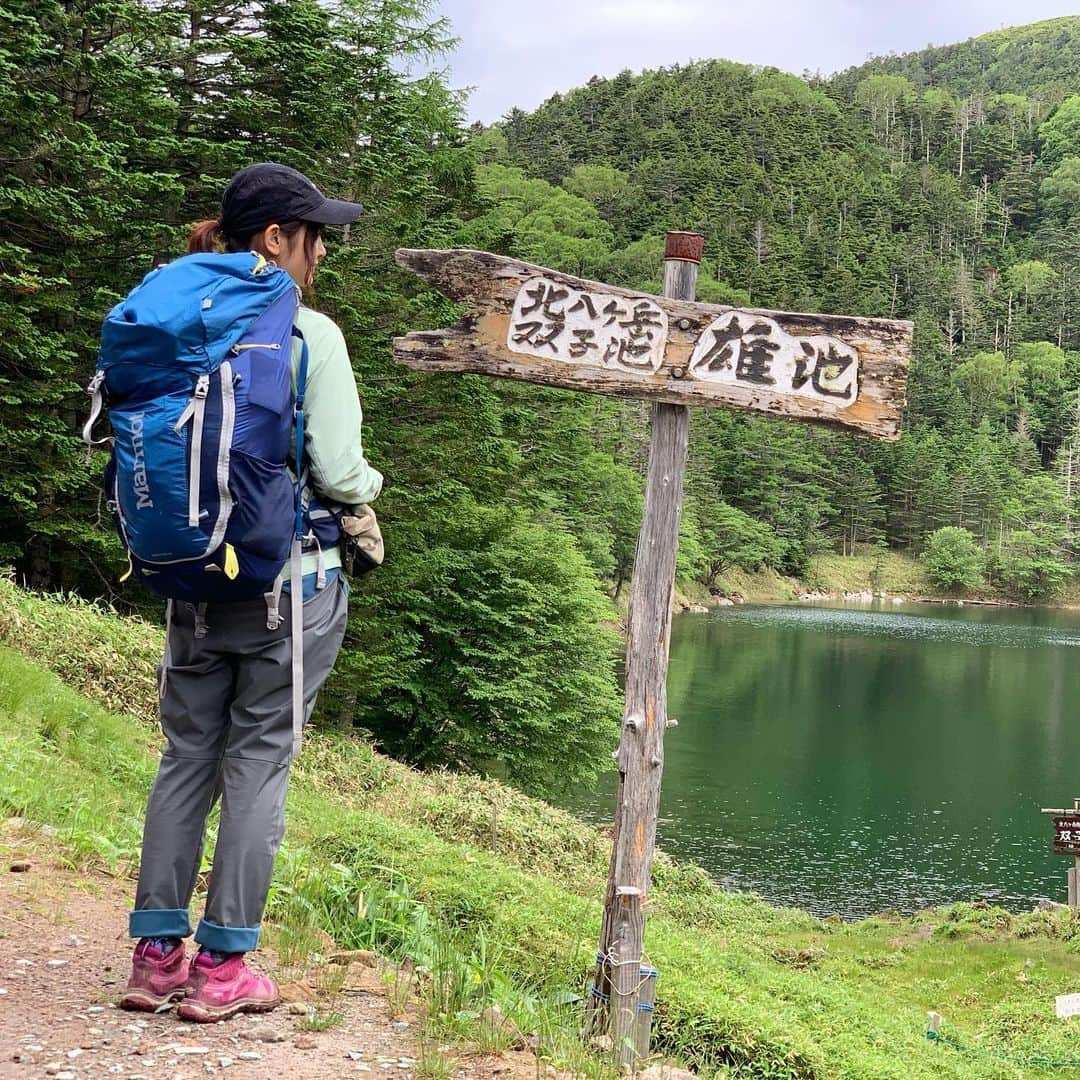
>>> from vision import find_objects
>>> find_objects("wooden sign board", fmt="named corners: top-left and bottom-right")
top-left (1053, 817), bottom-right (1080, 855)
top-left (393, 249), bottom-right (913, 440)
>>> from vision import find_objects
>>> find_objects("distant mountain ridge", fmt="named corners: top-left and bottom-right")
top-left (831, 16), bottom-right (1080, 102)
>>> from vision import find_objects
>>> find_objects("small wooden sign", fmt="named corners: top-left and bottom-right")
top-left (393, 249), bottom-right (912, 440)
top-left (1057, 993), bottom-right (1080, 1019)
top-left (1054, 817), bottom-right (1080, 855)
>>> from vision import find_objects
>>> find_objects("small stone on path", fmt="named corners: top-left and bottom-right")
top-left (236, 1052), bottom-right (261, 1061)
top-left (245, 1028), bottom-right (285, 1043)
top-left (294, 1036), bottom-right (317, 1050)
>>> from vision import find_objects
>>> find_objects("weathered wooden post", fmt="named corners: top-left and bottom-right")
top-left (589, 233), bottom-right (701, 1067)
top-left (391, 239), bottom-right (912, 1065)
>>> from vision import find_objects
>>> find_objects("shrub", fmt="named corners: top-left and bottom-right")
top-left (920, 527), bottom-right (984, 592)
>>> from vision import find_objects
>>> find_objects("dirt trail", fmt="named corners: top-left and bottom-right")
top-left (0, 826), bottom-right (537, 1080)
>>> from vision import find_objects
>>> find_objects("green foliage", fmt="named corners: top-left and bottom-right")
top-left (1006, 260), bottom-right (1057, 308)
top-left (951, 352), bottom-right (1019, 427)
top-left (1040, 157), bottom-right (1080, 224)
top-left (920, 527), bottom-right (985, 592)
top-left (988, 475), bottom-right (1073, 599)
top-left (1039, 95), bottom-right (1080, 167)
top-left (337, 495), bottom-right (622, 795)
top-left (694, 502), bottom-right (785, 588)
top-left (461, 163), bottom-right (614, 276)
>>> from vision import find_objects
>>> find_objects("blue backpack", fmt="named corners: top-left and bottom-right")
top-left (84, 251), bottom-right (310, 604)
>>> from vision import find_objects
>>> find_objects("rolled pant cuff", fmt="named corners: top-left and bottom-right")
top-left (129, 908), bottom-right (192, 940)
top-left (195, 918), bottom-right (260, 953)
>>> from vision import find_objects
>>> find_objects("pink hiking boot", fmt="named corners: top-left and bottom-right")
top-left (176, 950), bottom-right (280, 1022)
top-left (120, 939), bottom-right (190, 1012)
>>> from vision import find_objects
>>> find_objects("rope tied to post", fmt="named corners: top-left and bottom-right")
top-left (594, 948), bottom-right (659, 998)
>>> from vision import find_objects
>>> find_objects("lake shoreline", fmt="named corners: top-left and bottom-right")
top-left (673, 550), bottom-right (1080, 613)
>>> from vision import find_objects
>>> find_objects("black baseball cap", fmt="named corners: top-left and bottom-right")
top-left (219, 162), bottom-right (363, 240)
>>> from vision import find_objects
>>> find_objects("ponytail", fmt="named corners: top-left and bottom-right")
top-left (188, 219), bottom-right (224, 253)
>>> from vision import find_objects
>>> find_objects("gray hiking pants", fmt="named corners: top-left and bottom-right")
top-left (129, 574), bottom-right (348, 953)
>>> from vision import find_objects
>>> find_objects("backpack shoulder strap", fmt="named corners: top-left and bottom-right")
top-left (291, 322), bottom-right (309, 760)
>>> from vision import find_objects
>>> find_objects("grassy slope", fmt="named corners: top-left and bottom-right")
top-left (3, 580), bottom-right (1080, 1077)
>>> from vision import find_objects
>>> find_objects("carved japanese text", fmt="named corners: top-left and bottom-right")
top-left (689, 311), bottom-right (859, 403)
top-left (508, 277), bottom-right (668, 373)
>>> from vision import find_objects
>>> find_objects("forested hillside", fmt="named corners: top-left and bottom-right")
top-left (486, 15), bottom-right (1080, 599)
top-left (2, 0), bottom-right (627, 793)
top-left (5, 4), bottom-right (1080, 790)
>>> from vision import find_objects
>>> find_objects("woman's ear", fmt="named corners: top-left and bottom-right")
top-left (255, 224), bottom-right (282, 257)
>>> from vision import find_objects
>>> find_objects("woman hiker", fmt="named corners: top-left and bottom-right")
top-left (118, 163), bottom-right (383, 1022)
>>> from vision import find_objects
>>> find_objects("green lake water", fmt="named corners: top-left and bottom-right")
top-left (566, 602), bottom-right (1080, 919)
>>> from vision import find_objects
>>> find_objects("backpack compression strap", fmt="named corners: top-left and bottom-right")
top-left (82, 370), bottom-right (110, 458)
top-left (290, 327), bottom-right (309, 760)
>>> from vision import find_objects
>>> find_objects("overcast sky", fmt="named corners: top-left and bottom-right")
top-left (434, 1), bottom-right (1079, 123)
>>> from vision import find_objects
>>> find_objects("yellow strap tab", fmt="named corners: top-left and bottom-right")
top-left (251, 252), bottom-right (268, 275)
top-left (223, 542), bottom-right (239, 580)
top-left (119, 551), bottom-right (133, 583)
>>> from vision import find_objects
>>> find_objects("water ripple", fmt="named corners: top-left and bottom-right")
top-left (712, 603), bottom-right (1080, 650)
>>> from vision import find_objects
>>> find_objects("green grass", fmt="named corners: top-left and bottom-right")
top-left (4, 579), bottom-right (1080, 1076)
top-left (808, 551), bottom-right (930, 597)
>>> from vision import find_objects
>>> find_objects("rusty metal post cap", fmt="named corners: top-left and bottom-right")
top-left (664, 232), bottom-right (704, 263)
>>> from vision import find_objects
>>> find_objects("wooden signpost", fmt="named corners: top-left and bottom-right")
top-left (1042, 800), bottom-right (1080, 908)
top-left (394, 237), bottom-right (913, 1066)
top-left (394, 246), bottom-right (910, 438)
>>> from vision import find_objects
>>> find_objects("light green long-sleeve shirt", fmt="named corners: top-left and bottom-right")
top-left (290, 304), bottom-right (383, 575)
